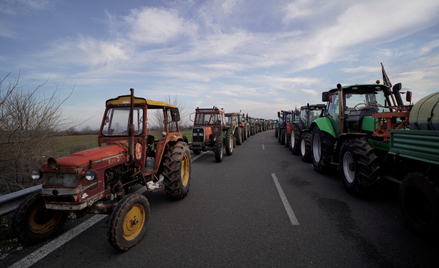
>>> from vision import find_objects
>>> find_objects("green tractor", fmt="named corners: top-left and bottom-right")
top-left (289, 104), bottom-right (325, 162)
top-left (311, 81), bottom-right (439, 236)
top-left (225, 112), bottom-right (244, 145)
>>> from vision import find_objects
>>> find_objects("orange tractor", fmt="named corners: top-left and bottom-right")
top-left (189, 107), bottom-right (234, 162)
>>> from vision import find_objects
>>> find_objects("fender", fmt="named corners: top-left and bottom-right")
top-left (311, 117), bottom-right (337, 138)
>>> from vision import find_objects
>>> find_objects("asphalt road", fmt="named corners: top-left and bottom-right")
top-left (3, 130), bottom-right (439, 267)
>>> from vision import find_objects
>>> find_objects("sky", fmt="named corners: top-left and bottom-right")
top-left (1, 0), bottom-right (439, 129)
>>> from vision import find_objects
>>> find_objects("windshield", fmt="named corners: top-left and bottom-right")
top-left (225, 115), bottom-right (238, 125)
top-left (344, 91), bottom-right (390, 112)
top-left (195, 113), bottom-right (219, 125)
top-left (102, 107), bottom-right (143, 136)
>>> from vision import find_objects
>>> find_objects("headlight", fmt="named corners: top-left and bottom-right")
top-left (31, 170), bottom-right (42, 180)
top-left (85, 170), bottom-right (97, 181)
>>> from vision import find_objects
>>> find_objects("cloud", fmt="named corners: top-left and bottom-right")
top-left (45, 36), bottom-right (129, 68)
top-left (123, 7), bottom-right (197, 44)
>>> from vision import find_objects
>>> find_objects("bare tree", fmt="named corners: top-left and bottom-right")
top-left (0, 73), bottom-right (74, 194)
top-left (153, 95), bottom-right (189, 132)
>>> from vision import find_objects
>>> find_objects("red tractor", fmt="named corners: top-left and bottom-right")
top-left (13, 89), bottom-right (191, 251)
top-left (189, 107), bottom-right (234, 162)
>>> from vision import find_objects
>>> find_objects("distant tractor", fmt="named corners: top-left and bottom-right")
top-left (289, 104), bottom-right (325, 162)
top-left (239, 112), bottom-right (251, 140)
top-left (189, 107), bottom-right (234, 162)
top-left (277, 110), bottom-right (293, 146)
top-left (225, 112), bottom-right (244, 145)
top-left (13, 89), bottom-right (191, 251)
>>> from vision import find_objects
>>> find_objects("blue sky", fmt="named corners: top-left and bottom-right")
top-left (1, 0), bottom-right (439, 129)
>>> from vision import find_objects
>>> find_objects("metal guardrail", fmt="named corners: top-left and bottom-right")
top-left (0, 185), bottom-right (42, 217)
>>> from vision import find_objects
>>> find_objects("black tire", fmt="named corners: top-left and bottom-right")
top-left (12, 192), bottom-right (67, 244)
top-left (192, 149), bottom-right (201, 155)
top-left (285, 132), bottom-right (290, 148)
top-left (235, 127), bottom-right (242, 145)
top-left (224, 129), bottom-right (234, 156)
top-left (107, 193), bottom-right (150, 251)
top-left (280, 129), bottom-right (285, 145)
top-left (339, 139), bottom-right (379, 196)
top-left (275, 128), bottom-right (278, 138)
top-left (291, 124), bottom-right (301, 155)
top-left (311, 126), bottom-right (335, 173)
top-left (241, 127), bottom-right (246, 142)
top-left (300, 132), bottom-right (312, 162)
top-left (243, 128), bottom-right (247, 140)
top-left (163, 141), bottom-right (191, 199)
top-left (214, 135), bottom-right (224, 162)
top-left (400, 173), bottom-right (439, 237)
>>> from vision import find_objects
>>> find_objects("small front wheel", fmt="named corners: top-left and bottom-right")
top-left (12, 192), bottom-right (67, 244)
top-left (107, 194), bottom-right (150, 251)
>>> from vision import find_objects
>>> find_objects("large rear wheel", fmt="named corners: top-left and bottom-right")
top-left (400, 172), bottom-right (439, 237)
top-left (235, 127), bottom-right (242, 145)
top-left (300, 132), bottom-right (312, 162)
top-left (280, 129), bottom-right (285, 145)
top-left (224, 129), bottom-right (234, 156)
top-left (311, 126), bottom-right (335, 173)
top-left (290, 124), bottom-right (301, 154)
top-left (163, 141), bottom-right (191, 199)
top-left (214, 135), bottom-right (224, 162)
top-left (339, 139), bottom-right (378, 196)
top-left (107, 194), bottom-right (150, 251)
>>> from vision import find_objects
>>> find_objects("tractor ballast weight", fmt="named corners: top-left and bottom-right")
top-left (13, 89), bottom-right (192, 251)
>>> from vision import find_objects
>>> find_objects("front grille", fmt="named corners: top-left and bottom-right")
top-left (192, 128), bottom-right (205, 143)
top-left (45, 196), bottom-right (76, 203)
top-left (43, 173), bottom-right (79, 187)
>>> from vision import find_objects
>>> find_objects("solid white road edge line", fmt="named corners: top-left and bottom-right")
top-left (9, 214), bottom-right (108, 268)
top-left (271, 173), bottom-right (300, 226)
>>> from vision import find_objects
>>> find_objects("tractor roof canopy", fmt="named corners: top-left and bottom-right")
top-left (106, 95), bottom-right (177, 109)
top-left (328, 84), bottom-right (388, 94)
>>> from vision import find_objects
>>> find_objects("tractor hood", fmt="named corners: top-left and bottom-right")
top-left (42, 144), bottom-right (129, 169)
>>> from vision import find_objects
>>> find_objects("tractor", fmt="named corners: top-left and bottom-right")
top-left (239, 113), bottom-right (251, 140)
top-left (189, 107), bottom-right (234, 162)
top-left (277, 110), bottom-right (293, 146)
top-left (13, 88), bottom-right (191, 251)
top-left (225, 112), bottom-right (244, 145)
top-left (289, 104), bottom-right (325, 162)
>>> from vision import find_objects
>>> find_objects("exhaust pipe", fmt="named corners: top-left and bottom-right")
top-left (392, 83), bottom-right (404, 106)
top-left (129, 88), bottom-right (135, 164)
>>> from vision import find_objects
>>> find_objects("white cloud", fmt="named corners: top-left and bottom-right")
top-left (46, 36), bottom-right (129, 67)
top-left (124, 7), bottom-right (197, 44)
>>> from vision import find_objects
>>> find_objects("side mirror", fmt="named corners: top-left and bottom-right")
top-left (406, 91), bottom-right (412, 103)
top-left (277, 112), bottom-right (280, 117)
top-left (170, 108), bottom-right (180, 122)
top-left (189, 112), bottom-right (195, 122)
top-left (322, 92), bottom-right (330, 102)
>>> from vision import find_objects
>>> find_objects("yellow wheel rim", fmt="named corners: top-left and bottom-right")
top-left (123, 204), bottom-right (146, 241)
top-left (28, 204), bottom-right (62, 234)
top-left (181, 154), bottom-right (190, 187)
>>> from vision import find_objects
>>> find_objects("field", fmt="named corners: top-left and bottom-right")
top-left (52, 130), bottom-right (193, 157)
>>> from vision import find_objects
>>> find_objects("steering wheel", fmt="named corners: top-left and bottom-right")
top-left (354, 103), bottom-right (367, 110)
